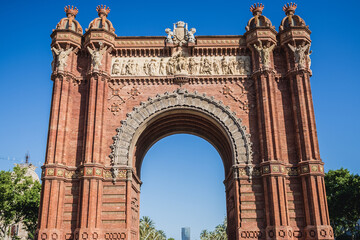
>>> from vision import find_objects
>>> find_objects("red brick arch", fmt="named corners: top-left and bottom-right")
top-left (110, 89), bottom-right (253, 179)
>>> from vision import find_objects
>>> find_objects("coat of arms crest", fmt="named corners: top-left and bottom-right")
top-left (165, 21), bottom-right (196, 46)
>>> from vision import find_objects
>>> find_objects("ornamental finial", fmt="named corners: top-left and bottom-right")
top-left (283, 2), bottom-right (297, 15)
top-left (96, 5), bottom-right (111, 17)
top-left (64, 5), bottom-right (78, 18)
top-left (250, 3), bottom-right (264, 16)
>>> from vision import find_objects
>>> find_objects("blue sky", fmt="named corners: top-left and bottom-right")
top-left (0, 0), bottom-right (359, 239)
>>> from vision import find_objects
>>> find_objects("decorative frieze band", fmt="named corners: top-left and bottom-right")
top-left (111, 55), bottom-right (251, 77)
top-left (41, 162), bottom-right (324, 180)
top-left (42, 166), bottom-right (128, 181)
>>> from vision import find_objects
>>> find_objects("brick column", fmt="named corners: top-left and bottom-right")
top-left (253, 69), bottom-right (292, 239)
top-left (75, 72), bottom-right (108, 240)
top-left (37, 73), bottom-right (74, 240)
top-left (288, 70), bottom-right (333, 239)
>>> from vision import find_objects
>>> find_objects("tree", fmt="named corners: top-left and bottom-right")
top-left (0, 166), bottom-right (41, 239)
top-left (325, 168), bottom-right (360, 239)
top-left (200, 218), bottom-right (228, 240)
top-left (139, 216), bottom-right (167, 240)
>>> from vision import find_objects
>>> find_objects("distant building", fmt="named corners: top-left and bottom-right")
top-left (181, 227), bottom-right (190, 240)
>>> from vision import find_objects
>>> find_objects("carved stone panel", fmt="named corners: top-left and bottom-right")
top-left (111, 55), bottom-right (251, 77)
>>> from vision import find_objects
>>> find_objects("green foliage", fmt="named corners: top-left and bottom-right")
top-left (325, 168), bottom-right (360, 239)
top-left (167, 238), bottom-right (175, 240)
top-left (139, 216), bottom-right (167, 240)
top-left (200, 218), bottom-right (227, 240)
top-left (0, 166), bottom-right (41, 239)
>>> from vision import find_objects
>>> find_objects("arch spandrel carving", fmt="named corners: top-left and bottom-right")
top-left (110, 88), bottom-right (253, 179)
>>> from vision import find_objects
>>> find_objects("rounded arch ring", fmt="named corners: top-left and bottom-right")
top-left (110, 88), bottom-right (253, 178)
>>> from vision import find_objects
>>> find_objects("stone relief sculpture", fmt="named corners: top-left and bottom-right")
top-left (165, 28), bottom-right (174, 44)
top-left (288, 42), bottom-right (310, 69)
top-left (254, 41), bottom-right (275, 69)
top-left (51, 46), bottom-right (73, 71)
top-left (111, 59), bottom-right (121, 75)
top-left (159, 59), bottom-right (166, 75)
top-left (165, 21), bottom-right (196, 46)
top-left (221, 57), bottom-right (229, 74)
top-left (307, 50), bottom-right (312, 69)
top-left (187, 28), bottom-right (196, 43)
top-left (111, 55), bottom-right (252, 77)
top-left (87, 42), bottom-right (108, 71)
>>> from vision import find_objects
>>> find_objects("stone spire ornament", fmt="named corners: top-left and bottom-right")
top-left (283, 3), bottom-right (297, 26)
top-left (64, 6), bottom-right (78, 30)
top-left (54, 5), bottom-right (82, 33)
top-left (279, 2), bottom-right (307, 30)
top-left (250, 3), bottom-right (264, 16)
top-left (96, 5), bottom-right (111, 28)
top-left (250, 3), bottom-right (264, 25)
top-left (87, 5), bottom-right (115, 33)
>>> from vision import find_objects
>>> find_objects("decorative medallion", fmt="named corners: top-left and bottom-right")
top-left (108, 84), bottom-right (141, 115)
top-left (47, 169), bottom-right (55, 176)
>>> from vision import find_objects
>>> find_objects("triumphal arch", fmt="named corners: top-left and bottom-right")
top-left (37, 3), bottom-right (334, 240)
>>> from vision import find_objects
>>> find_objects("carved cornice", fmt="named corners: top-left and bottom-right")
top-left (285, 68), bottom-right (311, 78)
top-left (87, 70), bottom-right (111, 81)
top-left (51, 71), bottom-right (84, 85)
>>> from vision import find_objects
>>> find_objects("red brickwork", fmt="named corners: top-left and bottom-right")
top-left (36, 3), bottom-right (334, 240)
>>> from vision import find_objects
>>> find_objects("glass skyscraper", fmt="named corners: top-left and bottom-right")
top-left (181, 227), bottom-right (190, 240)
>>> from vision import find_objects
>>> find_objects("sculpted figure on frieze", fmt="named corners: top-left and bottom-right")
top-left (148, 59), bottom-right (158, 76)
top-left (87, 42), bottom-right (108, 71)
top-left (166, 58), bottom-right (175, 75)
top-left (213, 59), bottom-right (220, 74)
top-left (51, 46), bottom-right (73, 71)
top-left (229, 59), bottom-right (237, 74)
top-left (253, 40), bottom-right (275, 69)
top-left (188, 57), bottom-right (198, 74)
top-left (174, 52), bottom-right (188, 74)
top-left (221, 57), bottom-right (229, 74)
top-left (201, 58), bottom-right (212, 75)
top-left (288, 42), bottom-right (310, 69)
top-left (159, 59), bottom-right (166, 75)
top-left (112, 59), bottom-right (121, 75)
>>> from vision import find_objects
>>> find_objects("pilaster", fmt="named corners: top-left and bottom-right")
top-left (280, 13), bottom-right (333, 238)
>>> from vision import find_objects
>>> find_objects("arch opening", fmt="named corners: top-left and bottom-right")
top-left (109, 89), bottom-right (254, 240)
top-left (110, 89), bottom-right (253, 181)
top-left (134, 109), bottom-right (233, 178)
top-left (140, 134), bottom-right (227, 239)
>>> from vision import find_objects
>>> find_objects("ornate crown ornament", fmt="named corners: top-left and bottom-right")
top-left (96, 5), bottom-right (111, 17)
top-left (176, 21), bottom-right (186, 28)
top-left (64, 5), bottom-right (78, 17)
top-left (250, 3), bottom-right (264, 16)
top-left (283, 2), bottom-right (297, 15)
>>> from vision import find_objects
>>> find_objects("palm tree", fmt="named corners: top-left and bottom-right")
top-left (200, 230), bottom-right (210, 240)
top-left (139, 216), bottom-right (167, 240)
top-left (200, 218), bottom-right (228, 240)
